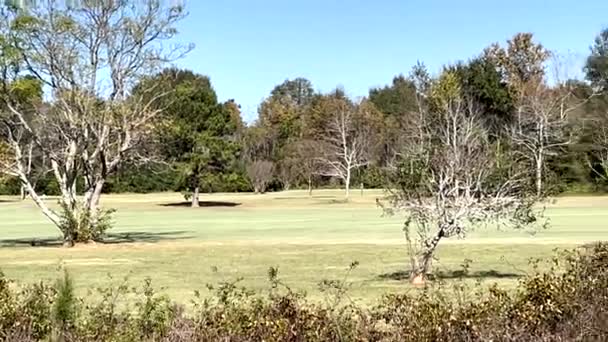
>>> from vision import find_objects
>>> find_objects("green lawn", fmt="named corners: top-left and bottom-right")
top-left (0, 190), bottom-right (606, 305)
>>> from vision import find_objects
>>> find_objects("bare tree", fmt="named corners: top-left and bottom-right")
top-left (277, 157), bottom-right (299, 191)
top-left (0, 1), bottom-right (188, 245)
top-left (381, 71), bottom-right (541, 284)
top-left (294, 139), bottom-right (318, 196)
top-left (246, 160), bottom-right (274, 194)
top-left (486, 35), bottom-right (585, 196)
top-left (509, 56), bottom-right (587, 196)
top-left (509, 82), bottom-right (577, 196)
top-left (588, 123), bottom-right (608, 181)
top-left (315, 98), bottom-right (371, 199)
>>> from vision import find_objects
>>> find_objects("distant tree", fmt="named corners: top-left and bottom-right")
top-left (270, 78), bottom-right (315, 107)
top-left (585, 27), bottom-right (608, 91)
top-left (486, 34), bottom-right (579, 196)
top-left (258, 96), bottom-right (300, 145)
top-left (315, 97), bottom-right (373, 199)
top-left (293, 139), bottom-right (319, 196)
top-left (257, 78), bottom-right (315, 147)
top-left (247, 160), bottom-right (274, 194)
top-left (369, 75), bottom-right (418, 119)
top-left (368, 75), bottom-right (418, 167)
top-left (223, 99), bottom-right (246, 139)
top-left (147, 68), bottom-right (241, 207)
top-left (302, 89), bottom-right (349, 140)
top-left (584, 29), bottom-right (608, 183)
top-left (485, 33), bottom-right (551, 132)
top-left (0, 75), bottom-right (49, 200)
top-left (452, 57), bottom-right (515, 135)
top-left (276, 151), bottom-right (300, 191)
top-left (508, 78), bottom-right (581, 196)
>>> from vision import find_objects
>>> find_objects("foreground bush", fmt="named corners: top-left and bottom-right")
top-left (1, 244), bottom-right (608, 341)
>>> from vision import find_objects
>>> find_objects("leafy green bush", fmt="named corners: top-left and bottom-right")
top-left (58, 203), bottom-right (116, 244)
top-left (1, 244), bottom-right (608, 341)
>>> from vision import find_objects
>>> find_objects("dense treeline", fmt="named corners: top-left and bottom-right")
top-left (1, 243), bottom-right (608, 341)
top-left (3, 30), bottom-right (607, 198)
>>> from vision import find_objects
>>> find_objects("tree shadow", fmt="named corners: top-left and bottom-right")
top-left (0, 230), bottom-right (193, 248)
top-left (274, 195), bottom-right (337, 200)
top-left (102, 231), bottom-right (193, 244)
top-left (160, 201), bottom-right (241, 208)
top-left (378, 269), bottom-right (522, 281)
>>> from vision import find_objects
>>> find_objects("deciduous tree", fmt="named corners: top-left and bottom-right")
top-left (315, 97), bottom-right (373, 199)
top-left (0, 1), bottom-right (188, 244)
top-left (381, 70), bottom-right (542, 283)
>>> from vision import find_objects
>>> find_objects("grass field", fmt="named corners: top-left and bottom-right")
top-left (0, 190), bottom-right (606, 305)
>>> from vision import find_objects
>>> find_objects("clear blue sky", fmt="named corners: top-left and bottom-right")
top-left (174, 0), bottom-right (608, 122)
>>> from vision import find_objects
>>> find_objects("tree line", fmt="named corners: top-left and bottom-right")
top-left (1, 0), bottom-right (608, 250)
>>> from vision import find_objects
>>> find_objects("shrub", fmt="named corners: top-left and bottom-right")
top-left (53, 269), bottom-right (77, 334)
top-left (0, 244), bottom-right (608, 341)
top-left (58, 203), bottom-right (116, 243)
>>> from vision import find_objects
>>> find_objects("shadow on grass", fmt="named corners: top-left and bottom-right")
top-left (379, 269), bottom-right (522, 281)
top-left (274, 195), bottom-right (337, 200)
top-left (160, 201), bottom-right (241, 208)
top-left (0, 230), bottom-right (192, 248)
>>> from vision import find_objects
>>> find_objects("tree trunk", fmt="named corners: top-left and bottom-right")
top-left (20, 185), bottom-right (26, 201)
top-left (63, 235), bottom-right (75, 248)
top-left (308, 178), bottom-right (312, 197)
top-left (344, 171), bottom-right (351, 200)
top-left (410, 226), bottom-right (445, 284)
top-left (191, 187), bottom-right (200, 208)
top-left (536, 153), bottom-right (543, 197)
top-left (87, 179), bottom-right (105, 226)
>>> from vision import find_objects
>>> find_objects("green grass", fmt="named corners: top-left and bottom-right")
top-left (0, 190), bottom-right (606, 305)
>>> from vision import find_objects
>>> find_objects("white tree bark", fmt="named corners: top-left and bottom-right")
top-left (0, 1), bottom-right (188, 244)
top-left (315, 99), bottom-right (371, 200)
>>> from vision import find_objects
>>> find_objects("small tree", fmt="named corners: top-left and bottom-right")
top-left (294, 139), bottom-right (318, 196)
top-left (315, 98), bottom-right (371, 199)
top-left (149, 69), bottom-right (241, 208)
top-left (247, 160), bottom-right (274, 194)
top-left (382, 70), bottom-right (542, 283)
top-left (277, 157), bottom-right (299, 191)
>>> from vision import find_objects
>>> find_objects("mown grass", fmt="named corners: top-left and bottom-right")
top-left (0, 190), bottom-right (606, 304)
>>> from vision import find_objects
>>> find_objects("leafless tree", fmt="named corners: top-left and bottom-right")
top-left (0, 1), bottom-right (189, 245)
top-left (277, 157), bottom-right (299, 191)
top-left (246, 160), bottom-right (275, 194)
top-left (586, 111), bottom-right (608, 181)
top-left (381, 72), bottom-right (542, 284)
top-left (294, 139), bottom-right (319, 196)
top-left (509, 57), bottom-right (587, 196)
top-left (315, 99), bottom-right (371, 199)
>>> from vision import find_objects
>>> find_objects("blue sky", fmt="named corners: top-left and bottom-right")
top-left (174, 0), bottom-right (608, 122)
